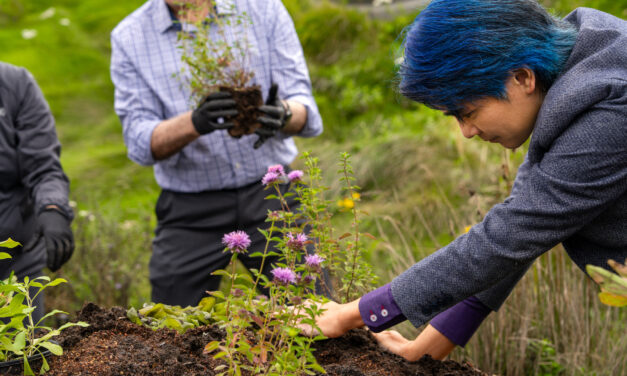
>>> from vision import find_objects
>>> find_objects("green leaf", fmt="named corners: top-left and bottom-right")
top-left (285, 327), bottom-right (300, 337)
top-left (126, 307), bottom-right (142, 325)
top-left (39, 341), bottom-right (63, 355)
top-left (198, 297), bottom-right (216, 312)
top-left (39, 354), bottom-right (50, 374)
top-left (32, 331), bottom-right (60, 345)
top-left (203, 341), bottom-right (220, 353)
top-left (57, 321), bottom-right (89, 331)
top-left (46, 278), bottom-right (67, 287)
top-left (211, 270), bottom-right (232, 278)
top-left (0, 238), bottom-right (21, 249)
top-left (164, 317), bottom-right (184, 333)
top-left (139, 303), bottom-right (166, 318)
top-left (23, 354), bottom-right (34, 376)
top-left (0, 294), bottom-right (27, 318)
top-left (309, 361), bottom-right (326, 373)
top-left (13, 331), bottom-right (26, 351)
top-left (38, 309), bottom-right (67, 323)
top-left (0, 252), bottom-right (11, 260)
top-left (599, 292), bottom-right (627, 307)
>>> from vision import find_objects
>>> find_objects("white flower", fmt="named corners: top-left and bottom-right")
top-left (69, 200), bottom-right (77, 208)
top-left (59, 18), bottom-right (70, 27)
top-left (78, 210), bottom-right (90, 218)
top-left (21, 29), bottom-right (37, 40)
top-left (40, 7), bottom-right (55, 20)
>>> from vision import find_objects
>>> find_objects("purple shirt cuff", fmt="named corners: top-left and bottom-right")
top-left (429, 296), bottom-right (491, 347)
top-left (358, 284), bottom-right (407, 333)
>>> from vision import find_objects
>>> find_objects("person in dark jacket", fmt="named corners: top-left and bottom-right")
top-left (303, 0), bottom-right (627, 361)
top-left (0, 62), bottom-right (75, 321)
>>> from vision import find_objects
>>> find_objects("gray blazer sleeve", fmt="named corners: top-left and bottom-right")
top-left (15, 68), bottom-right (72, 219)
top-left (475, 156), bottom-right (532, 311)
top-left (390, 106), bottom-right (627, 328)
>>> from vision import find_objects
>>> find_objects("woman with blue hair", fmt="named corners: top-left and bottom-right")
top-left (304, 0), bottom-right (627, 361)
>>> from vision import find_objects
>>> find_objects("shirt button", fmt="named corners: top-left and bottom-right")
top-left (381, 308), bottom-right (389, 317)
top-left (369, 310), bottom-right (378, 322)
top-left (235, 162), bottom-right (241, 169)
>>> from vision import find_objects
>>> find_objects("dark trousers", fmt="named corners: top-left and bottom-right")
top-left (151, 180), bottom-right (314, 306)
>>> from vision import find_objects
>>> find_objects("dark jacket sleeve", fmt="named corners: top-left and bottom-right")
top-left (14, 68), bottom-right (73, 220)
top-left (390, 106), bottom-right (627, 328)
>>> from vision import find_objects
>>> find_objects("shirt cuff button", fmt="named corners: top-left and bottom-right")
top-left (369, 311), bottom-right (378, 322)
top-left (381, 308), bottom-right (388, 317)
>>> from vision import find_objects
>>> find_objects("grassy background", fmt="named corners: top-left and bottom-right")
top-left (0, 0), bottom-right (625, 374)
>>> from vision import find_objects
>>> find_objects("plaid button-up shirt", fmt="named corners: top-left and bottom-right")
top-left (111, 0), bottom-right (322, 191)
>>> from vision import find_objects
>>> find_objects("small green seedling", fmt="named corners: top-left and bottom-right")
top-left (0, 238), bottom-right (89, 375)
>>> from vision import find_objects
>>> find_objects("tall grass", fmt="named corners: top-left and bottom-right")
top-left (313, 130), bottom-right (626, 375)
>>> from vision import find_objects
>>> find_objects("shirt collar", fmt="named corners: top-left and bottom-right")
top-left (154, 0), bottom-right (236, 34)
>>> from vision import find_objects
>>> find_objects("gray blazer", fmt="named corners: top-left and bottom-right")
top-left (391, 8), bottom-right (627, 327)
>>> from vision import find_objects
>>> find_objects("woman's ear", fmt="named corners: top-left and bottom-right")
top-left (512, 68), bottom-right (537, 94)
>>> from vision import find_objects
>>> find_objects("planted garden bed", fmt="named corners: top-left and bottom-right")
top-left (10, 303), bottom-right (485, 376)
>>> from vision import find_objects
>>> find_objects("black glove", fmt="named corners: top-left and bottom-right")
top-left (191, 91), bottom-right (238, 135)
top-left (39, 209), bottom-right (74, 272)
top-left (254, 84), bottom-right (292, 149)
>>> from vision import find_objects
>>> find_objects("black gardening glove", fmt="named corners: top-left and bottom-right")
top-left (254, 84), bottom-right (292, 149)
top-left (39, 209), bottom-right (74, 272)
top-left (191, 91), bottom-right (238, 135)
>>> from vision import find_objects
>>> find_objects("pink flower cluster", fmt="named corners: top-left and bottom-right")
top-left (286, 232), bottom-right (308, 251)
top-left (304, 254), bottom-right (325, 268)
top-left (222, 230), bottom-right (251, 253)
top-left (261, 165), bottom-right (304, 186)
top-left (271, 267), bottom-right (297, 285)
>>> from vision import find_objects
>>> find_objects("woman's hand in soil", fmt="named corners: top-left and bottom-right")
top-left (297, 299), bottom-right (365, 338)
top-left (371, 325), bottom-right (456, 361)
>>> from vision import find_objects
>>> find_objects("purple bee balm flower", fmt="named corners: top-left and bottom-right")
top-left (222, 230), bottom-right (251, 253)
top-left (271, 267), bottom-right (297, 285)
top-left (286, 233), bottom-right (308, 251)
top-left (261, 171), bottom-right (280, 185)
top-left (267, 210), bottom-right (282, 221)
top-left (305, 254), bottom-right (325, 268)
top-left (287, 170), bottom-right (304, 182)
top-left (267, 165), bottom-right (285, 175)
top-left (303, 275), bottom-right (316, 285)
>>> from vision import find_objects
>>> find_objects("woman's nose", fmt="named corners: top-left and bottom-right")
top-left (458, 120), bottom-right (480, 139)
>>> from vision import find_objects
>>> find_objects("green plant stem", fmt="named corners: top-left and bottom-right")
top-left (342, 156), bottom-right (360, 303)
top-left (225, 255), bottom-right (238, 318)
top-left (250, 218), bottom-right (276, 297)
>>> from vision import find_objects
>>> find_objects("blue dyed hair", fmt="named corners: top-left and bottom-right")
top-left (399, 0), bottom-right (577, 115)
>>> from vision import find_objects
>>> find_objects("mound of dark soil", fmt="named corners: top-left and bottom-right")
top-left (5, 303), bottom-right (486, 375)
